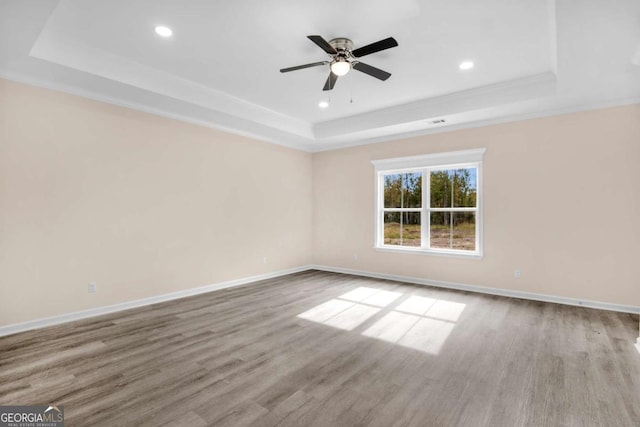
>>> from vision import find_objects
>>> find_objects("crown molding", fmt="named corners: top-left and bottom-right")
top-left (4, 68), bottom-right (639, 155)
top-left (313, 72), bottom-right (557, 140)
top-left (310, 96), bottom-right (640, 152)
top-left (29, 31), bottom-right (314, 140)
top-left (0, 70), bottom-right (316, 152)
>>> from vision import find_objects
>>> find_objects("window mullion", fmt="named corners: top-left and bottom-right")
top-left (377, 173), bottom-right (382, 247)
top-left (423, 169), bottom-right (430, 250)
top-left (429, 207), bottom-right (477, 212)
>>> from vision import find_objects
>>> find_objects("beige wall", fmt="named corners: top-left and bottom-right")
top-left (313, 105), bottom-right (640, 306)
top-left (0, 79), bottom-right (312, 326)
top-left (2, 77), bottom-right (638, 329)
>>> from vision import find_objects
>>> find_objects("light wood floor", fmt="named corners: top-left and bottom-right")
top-left (1, 270), bottom-right (639, 426)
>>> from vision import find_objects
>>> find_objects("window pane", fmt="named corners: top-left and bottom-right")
top-left (384, 172), bottom-right (422, 208)
top-left (384, 212), bottom-right (421, 247)
top-left (402, 173), bottom-right (422, 208)
top-left (430, 168), bottom-right (477, 208)
top-left (384, 212), bottom-right (401, 245)
top-left (384, 174), bottom-right (402, 208)
top-left (430, 212), bottom-right (476, 251)
top-left (401, 212), bottom-right (421, 246)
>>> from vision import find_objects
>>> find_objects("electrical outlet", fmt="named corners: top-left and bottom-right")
top-left (353, 253), bottom-right (358, 261)
top-left (88, 281), bottom-right (97, 293)
top-left (262, 256), bottom-right (268, 264)
top-left (514, 270), bottom-right (521, 279)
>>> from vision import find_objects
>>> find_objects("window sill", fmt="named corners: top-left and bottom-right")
top-left (374, 245), bottom-right (483, 260)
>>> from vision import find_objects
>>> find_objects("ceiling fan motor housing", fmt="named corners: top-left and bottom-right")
top-left (329, 38), bottom-right (354, 53)
top-left (329, 38), bottom-right (354, 75)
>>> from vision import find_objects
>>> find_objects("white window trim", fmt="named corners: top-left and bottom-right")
top-left (372, 148), bottom-right (486, 259)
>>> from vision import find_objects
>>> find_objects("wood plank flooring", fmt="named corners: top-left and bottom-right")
top-left (1, 270), bottom-right (639, 426)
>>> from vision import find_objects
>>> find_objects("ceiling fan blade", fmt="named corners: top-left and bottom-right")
top-left (353, 62), bottom-right (392, 81)
top-left (280, 61), bottom-right (328, 73)
top-left (323, 72), bottom-right (338, 91)
top-left (307, 35), bottom-right (337, 55)
top-left (351, 37), bottom-right (398, 58)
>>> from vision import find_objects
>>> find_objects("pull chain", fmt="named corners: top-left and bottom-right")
top-left (349, 66), bottom-right (354, 104)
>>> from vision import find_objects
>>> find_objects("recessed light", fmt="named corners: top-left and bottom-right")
top-left (459, 61), bottom-right (474, 70)
top-left (155, 26), bottom-right (173, 38)
top-left (318, 101), bottom-right (329, 109)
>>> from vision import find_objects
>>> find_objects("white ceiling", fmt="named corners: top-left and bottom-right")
top-left (1, 0), bottom-right (639, 151)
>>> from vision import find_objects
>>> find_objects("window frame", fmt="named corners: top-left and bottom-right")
top-left (372, 149), bottom-right (486, 259)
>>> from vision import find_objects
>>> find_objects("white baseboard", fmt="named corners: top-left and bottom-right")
top-left (310, 265), bottom-right (640, 315)
top-left (0, 265), bottom-right (312, 337)
top-left (3, 264), bottom-right (638, 338)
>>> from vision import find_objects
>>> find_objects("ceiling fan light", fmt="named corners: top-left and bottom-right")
top-left (154, 26), bottom-right (173, 38)
top-left (331, 60), bottom-right (351, 76)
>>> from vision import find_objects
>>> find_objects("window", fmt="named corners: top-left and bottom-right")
top-left (372, 149), bottom-right (485, 258)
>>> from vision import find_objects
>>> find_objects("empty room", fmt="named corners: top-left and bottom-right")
top-left (1, 0), bottom-right (640, 426)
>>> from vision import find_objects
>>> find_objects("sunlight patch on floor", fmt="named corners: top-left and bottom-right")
top-left (339, 287), bottom-right (380, 302)
top-left (362, 311), bottom-right (421, 342)
top-left (297, 286), bottom-right (466, 354)
top-left (397, 318), bottom-right (456, 354)
top-left (323, 304), bottom-right (381, 331)
top-left (297, 299), bottom-right (354, 323)
top-left (426, 300), bottom-right (466, 322)
top-left (396, 295), bottom-right (437, 315)
top-left (360, 290), bottom-right (403, 307)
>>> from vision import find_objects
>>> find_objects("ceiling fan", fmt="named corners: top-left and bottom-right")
top-left (280, 35), bottom-right (398, 91)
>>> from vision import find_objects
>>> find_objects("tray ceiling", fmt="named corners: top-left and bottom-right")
top-left (1, 0), bottom-right (639, 151)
